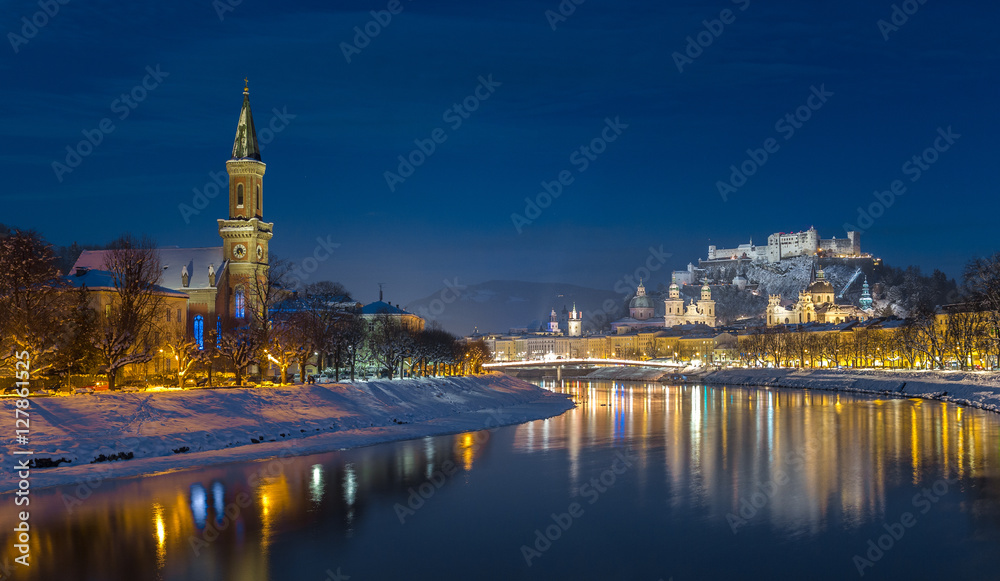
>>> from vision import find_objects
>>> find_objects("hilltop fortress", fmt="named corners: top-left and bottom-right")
top-left (706, 226), bottom-right (862, 264)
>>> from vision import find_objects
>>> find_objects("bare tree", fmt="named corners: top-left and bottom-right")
top-left (218, 324), bottom-right (262, 386)
top-left (366, 314), bottom-right (414, 379)
top-left (95, 234), bottom-right (165, 390)
top-left (267, 314), bottom-right (315, 384)
top-left (0, 230), bottom-right (74, 377)
top-left (460, 339), bottom-right (492, 375)
top-left (164, 333), bottom-right (200, 388)
top-left (964, 253), bottom-right (1000, 369)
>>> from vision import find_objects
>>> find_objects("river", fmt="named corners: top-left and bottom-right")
top-left (2, 379), bottom-right (999, 580)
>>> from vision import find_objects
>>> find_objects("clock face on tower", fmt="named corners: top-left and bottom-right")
top-left (233, 244), bottom-right (247, 259)
top-left (256, 245), bottom-right (263, 260)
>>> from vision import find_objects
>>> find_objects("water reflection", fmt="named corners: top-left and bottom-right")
top-left (526, 380), bottom-right (997, 536)
top-left (0, 381), bottom-right (997, 580)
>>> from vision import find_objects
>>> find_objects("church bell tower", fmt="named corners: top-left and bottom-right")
top-left (218, 80), bottom-right (274, 321)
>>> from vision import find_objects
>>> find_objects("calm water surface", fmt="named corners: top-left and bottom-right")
top-left (3, 380), bottom-right (1000, 580)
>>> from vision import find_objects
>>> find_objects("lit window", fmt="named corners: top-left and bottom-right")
top-left (194, 315), bottom-right (204, 350)
top-left (235, 288), bottom-right (245, 319)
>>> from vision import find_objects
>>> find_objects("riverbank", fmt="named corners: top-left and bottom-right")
top-left (0, 373), bottom-right (574, 492)
top-left (703, 368), bottom-right (1000, 413)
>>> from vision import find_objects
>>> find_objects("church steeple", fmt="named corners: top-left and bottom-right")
top-left (231, 79), bottom-right (261, 161)
top-left (219, 80), bottom-right (273, 324)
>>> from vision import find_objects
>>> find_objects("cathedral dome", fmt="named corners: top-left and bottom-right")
top-left (807, 268), bottom-right (835, 301)
top-left (629, 294), bottom-right (656, 310)
top-left (806, 278), bottom-right (835, 294)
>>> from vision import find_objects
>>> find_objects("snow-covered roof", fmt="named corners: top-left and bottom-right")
top-left (361, 301), bottom-right (414, 316)
top-left (73, 247), bottom-right (227, 292)
top-left (65, 268), bottom-right (189, 298)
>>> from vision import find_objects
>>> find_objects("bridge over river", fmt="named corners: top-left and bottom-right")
top-left (483, 357), bottom-right (689, 381)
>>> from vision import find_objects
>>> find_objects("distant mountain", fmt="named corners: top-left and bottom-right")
top-left (404, 280), bottom-right (627, 336)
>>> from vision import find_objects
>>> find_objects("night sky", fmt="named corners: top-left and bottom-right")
top-left (2, 0), bottom-right (998, 304)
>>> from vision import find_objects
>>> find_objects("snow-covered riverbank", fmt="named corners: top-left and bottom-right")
top-left (703, 368), bottom-right (1000, 413)
top-left (0, 374), bottom-right (573, 492)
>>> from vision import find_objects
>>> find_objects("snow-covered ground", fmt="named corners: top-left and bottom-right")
top-left (703, 368), bottom-right (1000, 413)
top-left (0, 374), bottom-right (573, 492)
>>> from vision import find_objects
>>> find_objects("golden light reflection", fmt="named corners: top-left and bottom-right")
top-left (518, 379), bottom-right (1000, 537)
top-left (153, 502), bottom-right (166, 570)
top-left (457, 433), bottom-right (476, 471)
top-left (256, 474), bottom-right (291, 561)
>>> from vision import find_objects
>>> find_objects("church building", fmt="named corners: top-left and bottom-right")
top-left (766, 268), bottom-right (869, 326)
top-left (72, 82), bottom-right (273, 348)
top-left (611, 279), bottom-right (717, 333)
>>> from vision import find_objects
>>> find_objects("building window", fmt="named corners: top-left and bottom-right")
top-left (216, 317), bottom-right (222, 347)
top-left (194, 315), bottom-right (204, 350)
top-left (235, 288), bottom-right (245, 319)
top-left (256, 185), bottom-right (261, 212)
top-left (177, 308), bottom-right (182, 322)
top-left (166, 309), bottom-right (171, 323)
top-left (237, 184), bottom-right (244, 207)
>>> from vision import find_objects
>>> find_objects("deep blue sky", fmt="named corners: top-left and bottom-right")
top-left (2, 0), bottom-right (998, 303)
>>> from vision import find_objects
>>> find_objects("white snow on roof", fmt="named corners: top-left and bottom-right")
top-left (73, 248), bottom-right (227, 292)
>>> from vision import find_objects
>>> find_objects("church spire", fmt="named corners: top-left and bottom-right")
top-left (231, 79), bottom-right (261, 161)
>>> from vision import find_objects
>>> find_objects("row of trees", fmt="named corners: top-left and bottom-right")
top-left (735, 254), bottom-right (1000, 370)
top-left (0, 229), bottom-right (490, 389)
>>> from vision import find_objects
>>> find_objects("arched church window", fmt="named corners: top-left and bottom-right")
top-left (235, 288), bottom-right (245, 319)
top-left (237, 184), bottom-right (244, 207)
top-left (216, 316), bottom-right (222, 347)
top-left (194, 315), bottom-right (204, 350)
